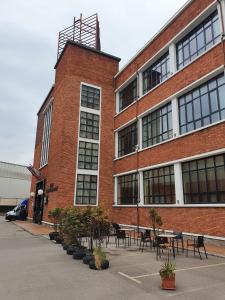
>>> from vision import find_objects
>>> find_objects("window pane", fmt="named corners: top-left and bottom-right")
top-left (118, 122), bottom-right (137, 157)
top-left (144, 166), bottom-right (175, 204)
top-left (81, 85), bottom-right (100, 110)
top-left (142, 103), bottom-right (172, 148)
top-left (176, 11), bottom-right (220, 69)
top-left (182, 154), bottom-right (225, 203)
top-left (179, 73), bottom-right (225, 134)
top-left (119, 79), bottom-right (137, 111)
top-left (143, 52), bottom-right (170, 94)
top-left (75, 174), bottom-right (97, 205)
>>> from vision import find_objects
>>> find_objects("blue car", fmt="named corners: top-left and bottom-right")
top-left (5, 199), bottom-right (29, 221)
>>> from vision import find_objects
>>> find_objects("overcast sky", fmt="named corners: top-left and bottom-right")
top-left (0, 0), bottom-right (187, 166)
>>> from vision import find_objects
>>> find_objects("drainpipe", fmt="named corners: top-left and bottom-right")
top-left (217, 0), bottom-right (225, 68)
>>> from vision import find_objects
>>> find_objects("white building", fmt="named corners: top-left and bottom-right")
top-left (0, 162), bottom-right (31, 209)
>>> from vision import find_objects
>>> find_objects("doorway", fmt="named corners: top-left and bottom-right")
top-left (33, 180), bottom-right (45, 224)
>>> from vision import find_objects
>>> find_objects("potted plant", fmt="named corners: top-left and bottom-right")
top-left (159, 261), bottom-right (176, 290)
top-left (48, 208), bottom-right (63, 240)
top-left (89, 246), bottom-right (109, 270)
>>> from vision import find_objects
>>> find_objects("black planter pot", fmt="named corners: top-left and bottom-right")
top-left (49, 232), bottom-right (59, 240)
top-left (89, 259), bottom-right (109, 270)
top-left (62, 243), bottom-right (70, 251)
top-left (67, 245), bottom-right (76, 255)
top-left (73, 248), bottom-right (86, 260)
top-left (83, 253), bottom-right (94, 264)
top-left (55, 236), bottom-right (63, 244)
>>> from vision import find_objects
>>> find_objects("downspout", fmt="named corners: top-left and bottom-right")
top-left (135, 68), bottom-right (140, 235)
top-left (217, 0), bottom-right (225, 68)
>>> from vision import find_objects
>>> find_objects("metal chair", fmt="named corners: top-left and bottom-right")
top-left (155, 236), bottom-right (175, 260)
top-left (186, 235), bottom-right (208, 259)
top-left (139, 230), bottom-right (152, 252)
top-left (173, 231), bottom-right (184, 253)
top-left (115, 229), bottom-right (130, 247)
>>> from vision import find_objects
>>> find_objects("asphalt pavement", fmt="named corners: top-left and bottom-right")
top-left (1, 216), bottom-right (225, 300)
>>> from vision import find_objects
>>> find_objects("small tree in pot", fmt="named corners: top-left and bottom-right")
top-left (48, 208), bottom-right (64, 241)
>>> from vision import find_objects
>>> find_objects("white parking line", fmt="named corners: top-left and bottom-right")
top-left (133, 261), bottom-right (225, 279)
top-left (118, 272), bottom-right (142, 284)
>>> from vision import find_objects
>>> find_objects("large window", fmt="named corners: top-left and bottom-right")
top-left (179, 73), bottom-right (225, 134)
top-left (117, 173), bottom-right (138, 205)
top-left (78, 141), bottom-right (98, 170)
top-left (177, 11), bottom-right (220, 69)
top-left (143, 166), bottom-right (175, 204)
top-left (40, 104), bottom-right (53, 168)
top-left (118, 122), bottom-right (137, 157)
top-left (79, 111), bottom-right (99, 140)
top-left (76, 174), bottom-right (97, 205)
top-left (142, 103), bottom-right (173, 148)
top-left (182, 154), bottom-right (225, 204)
top-left (143, 52), bottom-right (170, 94)
top-left (81, 84), bottom-right (100, 110)
top-left (119, 79), bottom-right (137, 111)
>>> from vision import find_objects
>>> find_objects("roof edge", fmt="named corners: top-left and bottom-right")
top-left (37, 85), bottom-right (55, 115)
top-left (54, 40), bottom-right (121, 69)
top-left (115, 0), bottom-right (193, 78)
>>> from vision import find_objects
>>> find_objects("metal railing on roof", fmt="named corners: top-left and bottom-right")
top-left (57, 13), bottom-right (101, 59)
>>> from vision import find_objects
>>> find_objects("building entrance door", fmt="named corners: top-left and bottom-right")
top-left (33, 180), bottom-right (45, 224)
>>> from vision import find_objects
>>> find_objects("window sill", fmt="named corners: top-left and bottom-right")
top-left (113, 204), bottom-right (225, 208)
top-left (114, 151), bottom-right (136, 161)
top-left (74, 204), bottom-right (97, 207)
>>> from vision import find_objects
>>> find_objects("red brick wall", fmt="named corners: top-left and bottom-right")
top-left (29, 43), bottom-right (119, 221)
top-left (112, 0), bottom-right (225, 238)
top-left (115, 43), bottom-right (224, 129)
top-left (112, 207), bottom-right (225, 237)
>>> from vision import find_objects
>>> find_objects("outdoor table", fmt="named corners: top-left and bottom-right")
top-left (157, 233), bottom-right (177, 258)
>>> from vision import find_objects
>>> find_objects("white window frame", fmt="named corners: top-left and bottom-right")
top-left (74, 82), bottom-right (102, 206)
top-left (40, 102), bottom-right (53, 168)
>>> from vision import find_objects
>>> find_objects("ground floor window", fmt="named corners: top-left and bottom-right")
top-left (117, 173), bottom-right (138, 205)
top-left (143, 165), bottom-right (175, 204)
top-left (182, 154), bottom-right (225, 203)
top-left (76, 174), bottom-right (97, 205)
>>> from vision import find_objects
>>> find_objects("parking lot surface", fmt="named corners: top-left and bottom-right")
top-left (1, 217), bottom-right (225, 300)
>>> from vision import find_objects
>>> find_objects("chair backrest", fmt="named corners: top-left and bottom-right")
top-left (145, 229), bottom-right (151, 238)
top-left (156, 236), bottom-right (168, 245)
top-left (112, 223), bottom-right (121, 231)
top-left (116, 229), bottom-right (126, 238)
top-left (196, 235), bottom-right (204, 247)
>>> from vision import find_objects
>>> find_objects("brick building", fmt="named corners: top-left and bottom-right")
top-left (29, 1), bottom-right (225, 239)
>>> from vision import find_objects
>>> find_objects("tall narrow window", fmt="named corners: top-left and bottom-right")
top-left (79, 111), bottom-right (99, 140)
top-left (118, 122), bottom-right (137, 157)
top-left (143, 166), bottom-right (175, 204)
top-left (40, 104), bottom-right (53, 167)
top-left (117, 173), bottom-right (138, 205)
top-left (119, 78), bottom-right (137, 111)
top-left (142, 102), bottom-right (173, 148)
top-left (76, 174), bottom-right (97, 205)
top-left (81, 84), bottom-right (100, 110)
top-left (143, 52), bottom-right (170, 94)
top-left (177, 11), bottom-right (220, 69)
top-left (179, 73), bottom-right (225, 134)
top-left (182, 154), bottom-right (225, 203)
